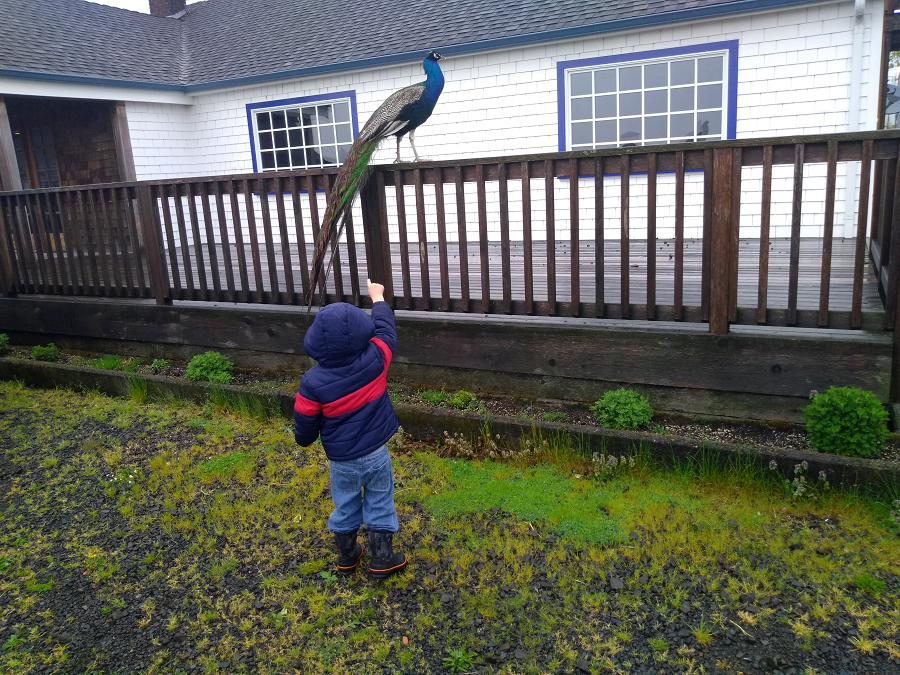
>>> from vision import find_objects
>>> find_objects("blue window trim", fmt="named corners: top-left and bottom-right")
top-left (246, 90), bottom-right (360, 173)
top-left (556, 41), bottom-right (739, 152)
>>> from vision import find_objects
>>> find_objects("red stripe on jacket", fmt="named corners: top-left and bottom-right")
top-left (294, 337), bottom-right (392, 417)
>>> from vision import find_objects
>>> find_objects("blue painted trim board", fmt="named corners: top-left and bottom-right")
top-left (0, 0), bottom-right (813, 93)
top-left (245, 91), bottom-right (359, 173)
top-left (557, 41), bottom-right (740, 152)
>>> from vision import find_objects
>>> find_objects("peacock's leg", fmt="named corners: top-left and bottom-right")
top-left (394, 135), bottom-right (402, 163)
top-left (408, 129), bottom-right (421, 162)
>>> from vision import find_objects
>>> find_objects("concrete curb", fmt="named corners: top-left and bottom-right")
top-left (2, 357), bottom-right (898, 497)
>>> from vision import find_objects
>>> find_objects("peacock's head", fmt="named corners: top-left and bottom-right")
top-left (426, 51), bottom-right (444, 61)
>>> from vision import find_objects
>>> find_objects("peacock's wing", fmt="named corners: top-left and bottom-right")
top-left (359, 84), bottom-right (427, 141)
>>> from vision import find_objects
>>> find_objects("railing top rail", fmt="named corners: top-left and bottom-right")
top-left (4, 129), bottom-right (900, 197)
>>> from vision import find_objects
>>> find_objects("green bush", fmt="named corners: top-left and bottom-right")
top-left (802, 386), bottom-right (888, 458)
top-left (447, 390), bottom-right (475, 410)
top-left (0, 333), bottom-right (8, 354)
top-left (92, 355), bottom-right (124, 370)
top-left (420, 390), bottom-right (446, 405)
top-left (31, 344), bottom-right (59, 362)
top-left (590, 389), bottom-right (653, 430)
top-left (185, 351), bottom-right (233, 384)
top-left (150, 359), bottom-right (169, 371)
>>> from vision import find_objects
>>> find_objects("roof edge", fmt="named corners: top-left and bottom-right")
top-left (3, 0), bottom-right (823, 94)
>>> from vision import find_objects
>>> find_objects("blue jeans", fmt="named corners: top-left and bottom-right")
top-left (328, 445), bottom-right (399, 533)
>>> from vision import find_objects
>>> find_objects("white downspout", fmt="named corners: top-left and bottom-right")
top-left (844, 0), bottom-right (869, 236)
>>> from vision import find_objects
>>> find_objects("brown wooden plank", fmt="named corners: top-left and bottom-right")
top-left (65, 191), bottom-right (89, 294)
top-left (594, 157), bottom-right (604, 318)
top-left (98, 188), bottom-right (124, 295)
top-left (107, 187), bottom-right (133, 295)
top-left (172, 183), bottom-right (194, 298)
top-left (185, 182), bottom-right (208, 298)
top-left (728, 147), bottom-right (742, 321)
top-left (701, 149), bottom-right (713, 321)
top-left (434, 173), bottom-right (450, 311)
top-left (818, 140), bottom-right (838, 326)
top-left (476, 163), bottom-right (490, 313)
top-left (620, 154), bottom-right (630, 319)
top-left (244, 178), bottom-right (265, 302)
top-left (455, 166), bottom-right (471, 312)
top-left (199, 181), bottom-right (222, 299)
top-left (568, 158), bottom-right (580, 316)
top-left (344, 207), bottom-right (361, 306)
top-left (646, 152), bottom-right (657, 320)
top-left (86, 190), bottom-right (112, 296)
top-left (274, 176), bottom-right (295, 302)
top-left (787, 144), bottom-right (804, 326)
top-left (522, 161), bottom-right (534, 315)
top-left (123, 187), bottom-right (149, 296)
top-left (136, 184), bottom-right (171, 305)
top-left (0, 199), bottom-right (19, 296)
top-left (757, 146), bottom-right (773, 324)
top-left (50, 191), bottom-right (75, 294)
top-left (27, 193), bottom-right (53, 292)
top-left (879, 158), bottom-right (896, 271)
top-left (257, 176), bottom-right (280, 299)
top-left (499, 162), bottom-right (512, 314)
top-left (413, 168), bottom-right (431, 307)
top-left (393, 169), bottom-right (412, 309)
top-left (674, 150), bottom-right (685, 321)
top-left (36, 191), bottom-right (62, 293)
top-left (228, 180), bottom-right (251, 302)
top-left (213, 181), bottom-right (236, 301)
top-left (709, 148), bottom-right (734, 334)
top-left (12, 195), bottom-right (41, 292)
top-left (852, 141), bottom-right (873, 328)
top-left (375, 171), bottom-right (395, 306)
top-left (289, 175), bottom-right (310, 301)
top-left (545, 159), bottom-right (556, 315)
top-left (361, 172), bottom-right (393, 306)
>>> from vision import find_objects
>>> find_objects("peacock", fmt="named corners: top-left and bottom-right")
top-left (307, 50), bottom-right (445, 307)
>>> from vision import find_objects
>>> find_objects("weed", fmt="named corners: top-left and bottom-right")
top-left (0, 333), bottom-right (8, 353)
top-left (421, 390), bottom-right (447, 405)
top-left (692, 616), bottom-right (714, 645)
top-left (40, 455), bottom-right (58, 469)
top-left (447, 390), bottom-right (475, 410)
top-left (128, 376), bottom-right (149, 404)
top-left (891, 500), bottom-right (900, 533)
top-left (442, 647), bottom-right (478, 673)
top-left (854, 573), bottom-right (885, 597)
top-left (121, 358), bottom-right (143, 373)
top-left (31, 343), bottom-right (59, 361)
top-left (769, 460), bottom-right (830, 501)
top-left (200, 451), bottom-right (252, 477)
top-left (648, 637), bottom-right (668, 652)
top-left (25, 578), bottom-right (55, 592)
top-left (319, 571), bottom-right (338, 584)
top-left (92, 355), bottom-right (124, 370)
top-left (2, 634), bottom-right (25, 651)
top-left (185, 351), bottom-right (233, 384)
top-left (803, 387), bottom-right (888, 457)
top-left (150, 359), bottom-right (170, 371)
top-left (541, 411), bottom-right (567, 422)
top-left (590, 389), bottom-right (653, 429)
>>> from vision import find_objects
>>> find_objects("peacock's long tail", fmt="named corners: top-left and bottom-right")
top-left (307, 133), bottom-right (382, 307)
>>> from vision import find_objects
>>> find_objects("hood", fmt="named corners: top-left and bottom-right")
top-left (303, 303), bottom-right (375, 366)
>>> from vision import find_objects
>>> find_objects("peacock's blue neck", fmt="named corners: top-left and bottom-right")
top-left (420, 58), bottom-right (445, 100)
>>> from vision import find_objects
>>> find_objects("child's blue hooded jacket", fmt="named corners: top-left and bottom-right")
top-left (293, 302), bottom-right (399, 461)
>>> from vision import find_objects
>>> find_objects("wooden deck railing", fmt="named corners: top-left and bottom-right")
top-left (3, 130), bottom-right (900, 335)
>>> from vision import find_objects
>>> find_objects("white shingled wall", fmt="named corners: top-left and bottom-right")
top-left (125, 0), bottom-right (880, 258)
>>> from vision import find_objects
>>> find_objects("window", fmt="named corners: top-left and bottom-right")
top-left (247, 92), bottom-right (359, 172)
top-left (11, 126), bottom-right (60, 189)
top-left (558, 42), bottom-right (738, 151)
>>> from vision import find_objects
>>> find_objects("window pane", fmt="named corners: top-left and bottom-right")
top-left (304, 127), bottom-right (319, 145)
top-left (320, 125), bottom-right (335, 144)
top-left (273, 130), bottom-right (288, 148)
top-left (317, 105), bottom-right (333, 123)
top-left (594, 69), bottom-right (616, 93)
top-left (289, 129), bottom-right (303, 146)
top-left (645, 63), bottom-right (667, 88)
top-left (271, 111), bottom-right (286, 129)
top-left (286, 109), bottom-right (302, 127)
top-left (595, 119), bottom-right (616, 143)
top-left (571, 71), bottom-right (592, 96)
top-left (276, 149), bottom-right (290, 168)
top-left (571, 97), bottom-right (593, 121)
top-left (333, 101), bottom-right (351, 123)
top-left (671, 86), bottom-right (694, 112)
top-left (698, 56), bottom-right (723, 83)
top-left (619, 65), bottom-right (641, 90)
top-left (291, 149), bottom-right (305, 166)
top-left (595, 94), bottom-right (616, 118)
top-left (571, 121), bottom-right (593, 145)
top-left (645, 89), bottom-right (667, 114)
top-left (256, 112), bottom-right (271, 131)
top-left (301, 107), bottom-right (316, 125)
top-left (338, 144), bottom-right (351, 162)
top-left (306, 148), bottom-right (321, 165)
top-left (261, 151), bottom-right (275, 169)
top-left (670, 112), bottom-right (694, 137)
top-left (571, 145), bottom-right (592, 151)
top-left (258, 132), bottom-right (273, 150)
top-left (697, 83), bottom-right (723, 109)
top-left (620, 117), bottom-right (641, 143)
top-left (671, 60), bottom-right (694, 85)
top-left (321, 145), bottom-right (338, 164)
top-left (619, 92), bottom-right (641, 116)
top-left (697, 110), bottom-right (722, 136)
top-left (335, 123), bottom-right (352, 143)
top-left (645, 115), bottom-right (667, 140)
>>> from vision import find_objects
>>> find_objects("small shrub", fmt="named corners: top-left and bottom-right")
top-left (420, 390), bottom-right (446, 405)
top-left (31, 343), bottom-right (59, 362)
top-left (0, 333), bottom-right (8, 354)
top-left (92, 355), bottom-right (124, 370)
top-left (448, 390), bottom-right (475, 410)
top-left (150, 359), bottom-right (169, 371)
top-left (590, 389), bottom-right (653, 430)
top-left (802, 387), bottom-right (888, 458)
top-left (185, 351), bottom-right (233, 384)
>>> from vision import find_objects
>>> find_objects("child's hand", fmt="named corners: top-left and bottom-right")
top-left (367, 279), bottom-right (385, 303)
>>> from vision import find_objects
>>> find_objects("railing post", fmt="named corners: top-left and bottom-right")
top-left (360, 172), bottom-right (393, 307)
top-left (0, 197), bottom-right (18, 297)
top-left (136, 185), bottom-right (171, 306)
top-left (708, 148), bottom-right (735, 334)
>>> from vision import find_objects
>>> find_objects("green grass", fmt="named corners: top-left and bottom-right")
top-left (420, 389), bottom-right (446, 404)
top-left (92, 355), bottom-right (124, 370)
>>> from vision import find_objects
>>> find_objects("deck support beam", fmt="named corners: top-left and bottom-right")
top-left (0, 98), bottom-right (22, 192)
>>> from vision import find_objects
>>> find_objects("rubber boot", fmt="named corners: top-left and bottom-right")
top-left (367, 530), bottom-right (408, 579)
top-left (333, 530), bottom-right (363, 576)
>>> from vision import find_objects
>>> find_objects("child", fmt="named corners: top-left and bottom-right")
top-left (293, 279), bottom-right (407, 579)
